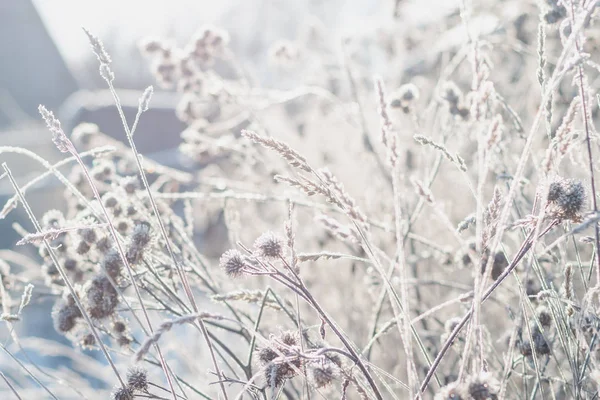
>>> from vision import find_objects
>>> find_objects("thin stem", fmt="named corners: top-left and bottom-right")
top-left (0, 343), bottom-right (58, 400)
top-left (257, 250), bottom-right (383, 399)
top-left (391, 152), bottom-right (418, 395)
top-left (70, 151), bottom-right (178, 399)
top-left (103, 79), bottom-right (229, 400)
top-left (297, 281), bottom-right (383, 400)
top-left (0, 371), bottom-right (22, 400)
top-left (105, 80), bottom-right (199, 316)
top-left (0, 146), bottom-right (110, 221)
top-left (2, 320), bottom-right (89, 399)
top-left (1, 163), bottom-right (126, 389)
top-left (246, 288), bottom-right (274, 370)
top-left (419, 220), bottom-right (559, 393)
top-left (569, 0), bottom-right (600, 285)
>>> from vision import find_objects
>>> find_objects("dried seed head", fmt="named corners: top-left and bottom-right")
top-left (269, 40), bottom-right (300, 66)
top-left (320, 354), bottom-right (340, 369)
top-left (42, 210), bottom-right (65, 229)
top-left (519, 326), bottom-right (550, 357)
top-left (265, 362), bottom-right (286, 388)
top-left (189, 25), bottom-right (229, 66)
top-left (92, 160), bottom-right (115, 180)
top-left (439, 82), bottom-right (469, 119)
top-left (279, 330), bottom-right (299, 347)
top-left (42, 263), bottom-right (59, 280)
top-left (130, 222), bottom-right (152, 248)
top-left (85, 275), bottom-right (119, 319)
top-left (558, 180), bottom-right (586, 216)
top-left (79, 228), bottom-right (98, 244)
top-left (62, 289), bottom-right (78, 307)
top-left (434, 381), bottom-right (468, 400)
top-left (481, 251), bottom-right (508, 281)
top-left (103, 194), bottom-right (119, 209)
top-left (517, 337), bottom-right (532, 356)
top-left (544, 5), bottom-right (567, 24)
top-left (80, 333), bottom-right (96, 349)
top-left (112, 320), bottom-right (127, 334)
top-left (440, 81), bottom-right (463, 106)
top-left (64, 258), bottom-right (77, 271)
top-left (532, 327), bottom-right (550, 355)
top-left (126, 206), bottom-right (138, 216)
top-left (389, 83), bottom-right (420, 113)
top-left (102, 249), bottom-right (123, 279)
top-left (139, 37), bottom-right (165, 55)
top-left (152, 58), bottom-right (177, 88)
top-left (254, 231), bottom-right (285, 258)
top-left (116, 220), bottom-right (130, 235)
top-left (258, 346), bottom-right (279, 365)
top-left (39, 105), bottom-right (73, 153)
top-left (398, 83), bottom-right (420, 102)
top-left (126, 245), bottom-right (144, 265)
top-left (548, 178), bottom-right (586, 221)
top-left (572, 309), bottom-right (600, 337)
top-left (111, 386), bottom-right (134, 400)
top-left (117, 334), bottom-right (132, 347)
top-left (120, 176), bottom-right (140, 194)
top-left (257, 330), bottom-right (304, 386)
top-left (219, 249), bottom-right (248, 278)
top-left (537, 306), bottom-right (552, 328)
top-left (52, 303), bottom-right (82, 333)
top-left (457, 215), bottom-right (475, 233)
top-left (547, 180), bottom-right (563, 202)
top-left (71, 122), bottom-right (99, 147)
top-left (307, 360), bottom-right (338, 388)
top-left (127, 366), bottom-right (149, 392)
top-left (76, 240), bottom-right (91, 255)
top-left (71, 122), bottom-right (100, 148)
top-left (467, 372), bottom-right (499, 400)
top-left (96, 236), bottom-right (112, 254)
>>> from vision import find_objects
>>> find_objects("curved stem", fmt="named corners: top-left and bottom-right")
top-left (419, 220), bottom-right (559, 393)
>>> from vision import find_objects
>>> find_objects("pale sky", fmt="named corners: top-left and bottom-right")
top-left (33, 0), bottom-right (227, 63)
top-left (33, 0), bottom-right (455, 67)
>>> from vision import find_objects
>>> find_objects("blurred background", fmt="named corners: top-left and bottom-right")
top-left (0, 0), bottom-right (454, 244)
top-left (0, 0), bottom-right (457, 393)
